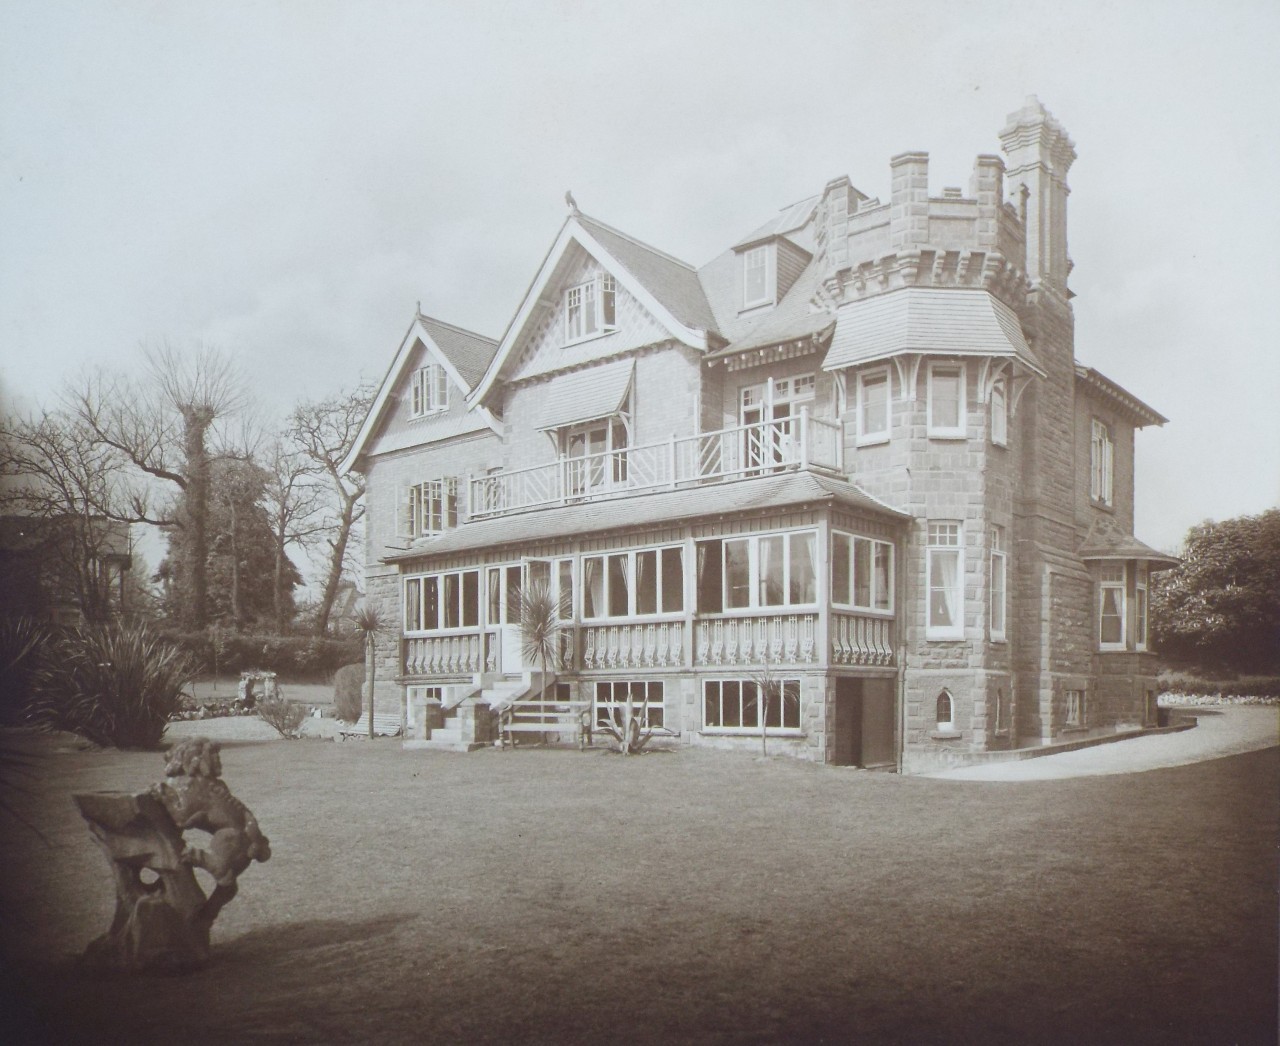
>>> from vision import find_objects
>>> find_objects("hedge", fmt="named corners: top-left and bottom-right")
top-left (1157, 676), bottom-right (1280, 700)
top-left (160, 632), bottom-right (363, 682)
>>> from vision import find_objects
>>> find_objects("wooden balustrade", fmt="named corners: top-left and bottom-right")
top-left (403, 633), bottom-right (482, 675)
top-left (830, 612), bottom-right (894, 666)
top-left (693, 613), bottom-right (818, 666)
top-left (580, 621), bottom-right (684, 671)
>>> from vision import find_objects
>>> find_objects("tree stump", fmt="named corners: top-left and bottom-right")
top-left (72, 736), bottom-right (271, 973)
top-left (73, 791), bottom-right (215, 972)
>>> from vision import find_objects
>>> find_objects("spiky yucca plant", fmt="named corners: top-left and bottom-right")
top-left (0, 617), bottom-right (51, 726)
top-left (595, 690), bottom-right (657, 756)
top-left (28, 623), bottom-right (195, 748)
top-left (351, 606), bottom-right (384, 739)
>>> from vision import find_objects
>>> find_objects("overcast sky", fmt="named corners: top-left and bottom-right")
top-left (2, 0), bottom-right (1277, 560)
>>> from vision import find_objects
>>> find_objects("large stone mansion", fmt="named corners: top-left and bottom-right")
top-left (342, 98), bottom-right (1173, 772)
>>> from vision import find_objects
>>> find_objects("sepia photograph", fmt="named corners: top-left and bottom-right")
top-left (1, 1), bottom-right (1277, 1042)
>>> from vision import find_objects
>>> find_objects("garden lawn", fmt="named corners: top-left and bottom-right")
top-left (1, 732), bottom-right (1275, 1045)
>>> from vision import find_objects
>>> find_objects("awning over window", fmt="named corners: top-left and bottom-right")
top-left (536, 357), bottom-right (634, 431)
top-left (823, 288), bottom-right (1044, 375)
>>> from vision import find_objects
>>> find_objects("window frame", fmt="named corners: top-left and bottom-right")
top-left (1134, 565), bottom-right (1149, 652)
top-left (830, 530), bottom-right (894, 615)
top-left (990, 525), bottom-right (1007, 642)
top-left (703, 677), bottom-right (801, 735)
top-left (927, 361), bottom-right (967, 439)
top-left (1090, 418), bottom-right (1115, 507)
top-left (856, 367), bottom-right (892, 446)
top-left (741, 244), bottom-right (774, 309)
top-left (936, 689), bottom-right (955, 731)
top-left (580, 544), bottom-right (685, 621)
top-left (409, 362), bottom-right (449, 418)
top-left (595, 680), bottom-right (665, 730)
top-left (696, 529), bottom-right (820, 614)
top-left (926, 521), bottom-right (965, 641)
top-left (990, 376), bottom-right (1008, 447)
top-left (1098, 563), bottom-right (1127, 651)
top-left (406, 477), bottom-right (459, 539)
top-left (403, 569), bottom-right (480, 633)
top-left (1065, 688), bottom-right (1086, 728)
top-left (564, 274), bottom-right (618, 345)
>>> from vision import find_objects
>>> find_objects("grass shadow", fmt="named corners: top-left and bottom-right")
top-left (216, 912), bottom-right (412, 962)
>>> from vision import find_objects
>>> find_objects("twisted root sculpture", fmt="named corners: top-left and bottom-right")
top-left (74, 737), bottom-right (270, 972)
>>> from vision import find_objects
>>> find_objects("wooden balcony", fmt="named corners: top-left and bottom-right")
top-left (468, 410), bottom-right (843, 520)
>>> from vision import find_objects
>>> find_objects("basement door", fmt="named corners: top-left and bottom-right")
top-left (832, 677), bottom-right (896, 768)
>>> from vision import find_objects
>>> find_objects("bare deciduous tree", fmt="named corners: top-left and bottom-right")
top-left (66, 342), bottom-right (245, 630)
top-left (261, 439), bottom-right (327, 634)
top-left (0, 411), bottom-right (134, 622)
top-left (289, 384), bottom-right (373, 636)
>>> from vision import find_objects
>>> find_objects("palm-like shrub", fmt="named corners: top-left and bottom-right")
top-left (0, 617), bottom-right (52, 725)
top-left (351, 606), bottom-right (385, 738)
top-left (28, 623), bottom-right (195, 748)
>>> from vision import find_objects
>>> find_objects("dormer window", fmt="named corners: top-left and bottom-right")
top-left (410, 363), bottom-right (448, 417)
top-left (565, 274), bottom-right (617, 344)
top-left (742, 244), bottom-right (773, 309)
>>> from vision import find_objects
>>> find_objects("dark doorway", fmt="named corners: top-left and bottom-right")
top-left (832, 676), bottom-right (896, 768)
top-left (832, 678), bottom-right (863, 766)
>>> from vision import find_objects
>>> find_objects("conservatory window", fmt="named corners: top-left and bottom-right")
top-left (926, 521), bottom-right (964, 640)
top-left (404, 569), bottom-right (479, 632)
top-left (831, 531), bottom-right (894, 613)
top-left (927, 362), bottom-right (966, 438)
top-left (704, 678), bottom-right (801, 733)
top-left (1098, 563), bottom-right (1126, 650)
top-left (582, 545), bottom-right (684, 620)
top-left (856, 368), bottom-right (890, 445)
top-left (697, 532), bottom-right (818, 613)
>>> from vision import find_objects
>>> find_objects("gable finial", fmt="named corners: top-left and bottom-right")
top-left (565, 190), bottom-right (579, 215)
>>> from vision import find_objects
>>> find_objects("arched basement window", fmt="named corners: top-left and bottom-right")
top-left (936, 689), bottom-right (954, 730)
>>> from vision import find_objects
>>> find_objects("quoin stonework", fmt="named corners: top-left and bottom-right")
top-left (343, 98), bottom-right (1174, 773)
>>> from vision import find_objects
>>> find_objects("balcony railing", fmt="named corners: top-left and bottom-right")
top-left (469, 409), bottom-right (843, 520)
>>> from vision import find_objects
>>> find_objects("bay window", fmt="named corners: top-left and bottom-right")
top-left (926, 521), bottom-right (964, 640)
top-left (1098, 563), bottom-right (1126, 650)
top-left (831, 531), bottom-right (893, 613)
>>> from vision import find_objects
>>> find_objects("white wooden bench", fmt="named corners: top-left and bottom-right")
top-left (338, 713), bottom-right (403, 740)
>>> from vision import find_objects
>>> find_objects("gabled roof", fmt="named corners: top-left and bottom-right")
top-left (385, 470), bottom-right (907, 562)
top-left (467, 212), bottom-right (722, 407)
top-left (576, 214), bottom-right (719, 334)
top-left (702, 251), bottom-right (835, 361)
top-left (340, 312), bottom-right (499, 474)
top-left (1074, 365), bottom-right (1167, 428)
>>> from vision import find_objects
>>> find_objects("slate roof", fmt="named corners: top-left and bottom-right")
top-left (824, 287), bottom-right (1045, 374)
top-left (385, 470), bottom-right (907, 563)
top-left (536, 357), bottom-right (634, 430)
top-left (576, 214), bottom-right (720, 335)
top-left (1077, 517), bottom-right (1179, 568)
top-left (416, 314), bottom-right (499, 390)
top-left (1074, 365), bottom-right (1167, 428)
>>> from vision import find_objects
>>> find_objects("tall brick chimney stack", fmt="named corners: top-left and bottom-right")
top-left (998, 97), bottom-right (1076, 298)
